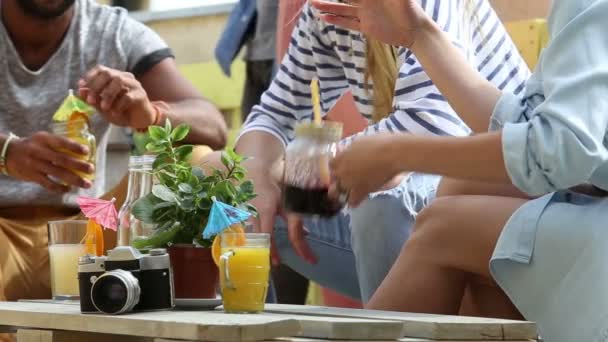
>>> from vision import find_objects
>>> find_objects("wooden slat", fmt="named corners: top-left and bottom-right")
top-left (269, 338), bottom-right (535, 342)
top-left (265, 305), bottom-right (537, 341)
top-left (17, 329), bottom-right (152, 342)
top-left (263, 313), bottom-right (404, 340)
top-left (0, 302), bottom-right (300, 342)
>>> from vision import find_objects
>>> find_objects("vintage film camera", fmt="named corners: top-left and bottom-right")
top-left (78, 246), bottom-right (175, 314)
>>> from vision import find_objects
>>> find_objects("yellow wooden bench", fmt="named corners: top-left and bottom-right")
top-left (178, 60), bottom-right (246, 148)
top-left (506, 18), bottom-right (549, 70)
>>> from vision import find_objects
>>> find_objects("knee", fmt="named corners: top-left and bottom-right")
top-left (407, 197), bottom-right (457, 253)
top-left (350, 194), bottom-right (412, 243)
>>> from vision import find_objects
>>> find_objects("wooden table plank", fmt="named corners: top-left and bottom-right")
top-left (270, 337), bottom-right (536, 342)
top-left (0, 302), bottom-right (300, 342)
top-left (265, 305), bottom-right (537, 341)
top-left (17, 329), bottom-right (152, 342)
top-left (263, 313), bottom-right (404, 340)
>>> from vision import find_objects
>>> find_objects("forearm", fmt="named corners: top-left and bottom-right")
top-left (388, 133), bottom-right (510, 183)
top-left (410, 17), bottom-right (502, 133)
top-left (164, 98), bottom-right (228, 150)
top-left (235, 131), bottom-right (285, 181)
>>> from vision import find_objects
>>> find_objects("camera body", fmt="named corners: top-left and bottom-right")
top-left (78, 246), bottom-right (175, 314)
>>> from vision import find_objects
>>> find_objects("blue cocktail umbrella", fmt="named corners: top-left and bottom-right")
top-left (202, 197), bottom-right (252, 239)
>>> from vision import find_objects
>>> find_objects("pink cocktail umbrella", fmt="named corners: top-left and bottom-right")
top-left (76, 196), bottom-right (118, 231)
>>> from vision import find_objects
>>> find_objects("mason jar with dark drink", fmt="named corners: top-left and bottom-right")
top-left (282, 122), bottom-right (344, 217)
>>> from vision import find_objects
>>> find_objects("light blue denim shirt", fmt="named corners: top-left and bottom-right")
top-left (490, 0), bottom-right (608, 196)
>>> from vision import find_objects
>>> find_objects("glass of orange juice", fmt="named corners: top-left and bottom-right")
top-left (219, 233), bottom-right (270, 313)
top-left (48, 220), bottom-right (96, 301)
top-left (50, 119), bottom-right (96, 181)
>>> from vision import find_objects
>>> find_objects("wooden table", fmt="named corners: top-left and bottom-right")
top-left (0, 301), bottom-right (538, 342)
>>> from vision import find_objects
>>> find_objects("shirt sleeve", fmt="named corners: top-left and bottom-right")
top-left (238, 3), bottom-right (348, 147)
top-left (492, 1), bottom-right (608, 196)
top-left (340, 50), bottom-right (471, 146)
top-left (116, 16), bottom-right (174, 77)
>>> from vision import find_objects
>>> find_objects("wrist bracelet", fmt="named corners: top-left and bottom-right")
top-left (136, 101), bottom-right (170, 133)
top-left (0, 132), bottom-right (19, 176)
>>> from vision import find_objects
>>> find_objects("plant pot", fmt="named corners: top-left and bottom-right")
top-left (168, 245), bottom-right (218, 299)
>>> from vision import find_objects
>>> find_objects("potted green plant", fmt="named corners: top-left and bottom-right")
top-left (132, 120), bottom-right (257, 299)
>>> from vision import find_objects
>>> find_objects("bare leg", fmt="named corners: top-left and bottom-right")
top-left (366, 195), bottom-right (526, 317)
top-left (437, 177), bottom-right (530, 199)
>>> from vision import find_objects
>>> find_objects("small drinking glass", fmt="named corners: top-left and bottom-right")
top-left (48, 220), bottom-right (95, 301)
top-left (219, 233), bottom-right (270, 313)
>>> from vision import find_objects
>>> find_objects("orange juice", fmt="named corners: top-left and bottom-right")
top-left (220, 246), bottom-right (270, 313)
top-left (51, 120), bottom-right (96, 181)
top-left (49, 243), bottom-right (94, 299)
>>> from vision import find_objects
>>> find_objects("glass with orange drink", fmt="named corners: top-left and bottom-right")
top-left (216, 231), bottom-right (270, 313)
top-left (50, 113), bottom-right (96, 181)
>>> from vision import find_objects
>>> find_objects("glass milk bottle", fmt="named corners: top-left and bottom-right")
top-left (282, 122), bottom-right (344, 217)
top-left (117, 155), bottom-right (156, 247)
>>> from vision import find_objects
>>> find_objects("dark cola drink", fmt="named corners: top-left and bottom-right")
top-left (283, 185), bottom-right (342, 217)
top-left (282, 122), bottom-right (344, 217)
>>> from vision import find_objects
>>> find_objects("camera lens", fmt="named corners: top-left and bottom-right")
top-left (91, 270), bottom-right (140, 314)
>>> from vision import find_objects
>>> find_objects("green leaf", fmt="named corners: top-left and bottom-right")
top-left (132, 194), bottom-right (161, 224)
top-left (220, 152), bottom-right (234, 170)
top-left (227, 149), bottom-right (244, 163)
top-left (152, 201), bottom-right (175, 211)
top-left (164, 118), bottom-right (172, 133)
top-left (145, 142), bottom-right (165, 153)
top-left (148, 126), bottom-right (168, 141)
top-left (178, 183), bottom-right (193, 194)
top-left (174, 145), bottom-right (193, 162)
top-left (132, 223), bottom-right (180, 250)
top-left (240, 180), bottom-right (254, 193)
top-left (152, 184), bottom-right (179, 203)
top-left (243, 203), bottom-right (259, 217)
top-left (171, 124), bottom-right (190, 142)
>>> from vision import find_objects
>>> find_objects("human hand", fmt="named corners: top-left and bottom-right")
top-left (285, 213), bottom-right (317, 264)
top-left (78, 65), bottom-right (156, 130)
top-left (6, 132), bottom-right (94, 192)
top-left (310, 0), bottom-right (429, 48)
top-left (330, 134), bottom-right (400, 207)
top-left (246, 161), bottom-right (286, 265)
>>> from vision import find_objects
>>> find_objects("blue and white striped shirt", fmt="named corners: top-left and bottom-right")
top-left (240, 0), bottom-right (530, 146)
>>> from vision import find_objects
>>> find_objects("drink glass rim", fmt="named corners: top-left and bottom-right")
top-left (221, 232), bottom-right (270, 238)
top-left (48, 219), bottom-right (88, 226)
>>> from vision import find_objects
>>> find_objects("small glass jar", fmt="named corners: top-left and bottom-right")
top-left (282, 122), bottom-right (344, 217)
top-left (50, 119), bottom-right (96, 181)
top-left (117, 155), bottom-right (156, 248)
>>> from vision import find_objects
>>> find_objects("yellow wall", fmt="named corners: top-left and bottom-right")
top-left (490, 0), bottom-right (551, 21)
top-left (144, 14), bottom-right (229, 64)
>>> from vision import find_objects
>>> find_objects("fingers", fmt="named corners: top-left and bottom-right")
top-left (311, 0), bottom-right (360, 17)
top-left (258, 206), bottom-right (281, 265)
top-left (35, 132), bottom-right (89, 156)
top-left (287, 214), bottom-right (317, 264)
top-left (79, 65), bottom-right (137, 111)
top-left (318, 13), bottom-right (361, 31)
top-left (99, 77), bottom-right (128, 112)
top-left (36, 158), bottom-right (92, 189)
top-left (32, 171), bottom-right (70, 193)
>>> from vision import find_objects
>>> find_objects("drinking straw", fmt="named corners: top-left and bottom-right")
top-left (310, 78), bottom-right (322, 125)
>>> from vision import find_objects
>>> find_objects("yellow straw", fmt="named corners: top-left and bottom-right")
top-left (310, 78), bottom-right (322, 125)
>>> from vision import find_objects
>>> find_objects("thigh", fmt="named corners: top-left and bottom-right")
top-left (437, 177), bottom-right (530, 199)
top-left (273, 214), bottom-right (361, 300)
top-left (412, 195), bottom-right (528, 278)
top-left (0, 217), bottom-right (50, 300)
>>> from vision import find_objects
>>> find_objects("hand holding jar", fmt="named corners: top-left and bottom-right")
top-left (4, 129), bottom-right (94, 192)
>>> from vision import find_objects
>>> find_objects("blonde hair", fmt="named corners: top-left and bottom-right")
top-left (364, 0), bottom-right (479, 123)
top-left (364, 39), bottom-right (398, 123)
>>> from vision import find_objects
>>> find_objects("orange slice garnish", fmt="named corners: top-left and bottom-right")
top-left (66, 111), bottom-right (89, 137)
top-left (84, 219), bottom-right (104, 256)
top-left (211, 224), bottom-right (246, 266)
